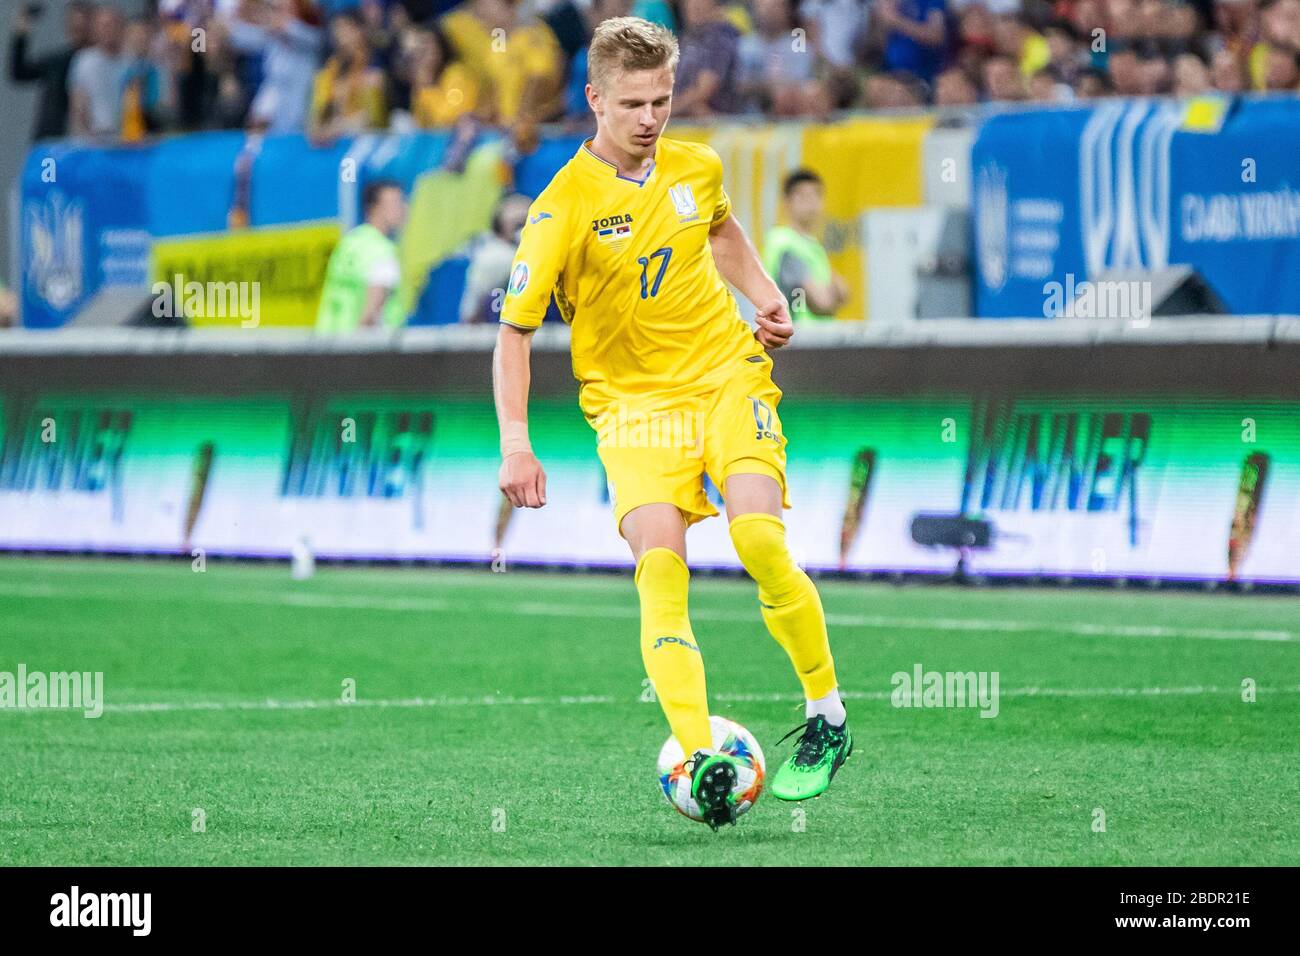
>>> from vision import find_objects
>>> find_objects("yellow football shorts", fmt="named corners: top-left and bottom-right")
top-left (589, 354), bottom-right (793, 537)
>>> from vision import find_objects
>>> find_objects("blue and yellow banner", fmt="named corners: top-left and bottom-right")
top-left (972, 97), bottom-right (1300, 317)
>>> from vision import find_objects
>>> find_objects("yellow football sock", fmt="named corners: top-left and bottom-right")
top-left (729, 513), bottom-right (838, 700)
top-left (634, 547), bottom-right (712, 758)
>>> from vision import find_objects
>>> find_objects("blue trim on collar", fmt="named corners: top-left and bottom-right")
top-left (582, 142), bottom-right (656, 187)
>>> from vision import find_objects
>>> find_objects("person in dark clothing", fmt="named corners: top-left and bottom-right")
top-left (544, 0), bottom-right (632, 122)
top-left (9, 1), bottom-right (95, 140)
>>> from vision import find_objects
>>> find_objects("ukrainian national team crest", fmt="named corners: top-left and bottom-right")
top-left (669, 183), bottom-right (700, 223)
top-left (25, 191), bottom-right (85, 312)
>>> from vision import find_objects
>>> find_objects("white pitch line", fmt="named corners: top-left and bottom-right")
top-left (0, 581), bottom-right (450, 613)
top-left (3, 684), bottom-right (1297, 717)
top-left (0, 584), bottom-right (1295, 643)
top-left (99, 693), bottom-right (617, 714)
top-left (0, 560), bottom-right (636, 590)
top-left (819, 613), bottom-right (1298, 644)
top-left (480, 601), bottom-right (1297, 643)
top-left (724, 685), bottom-right (1300, 703)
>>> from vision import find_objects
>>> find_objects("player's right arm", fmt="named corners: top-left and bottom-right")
top-left (494, 325), bottom-right (546, 507)
top-left (493, 194), bottom-right (568, 509)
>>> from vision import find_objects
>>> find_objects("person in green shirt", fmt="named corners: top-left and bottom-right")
top-left (762, 168), bottom-right (850, 321)
top-left (0, 277), bottom-right (16, 328)
top-left (316, 179), bottom-right (409, 334)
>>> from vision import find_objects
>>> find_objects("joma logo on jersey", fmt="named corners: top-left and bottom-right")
top-left (652, 635), bottom-right (699, 652)
top-left (669, 183), bottom-right (699, 222)
top-left (592, 213), bottom-right (634, 243)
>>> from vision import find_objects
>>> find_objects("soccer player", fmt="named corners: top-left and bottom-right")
top-left (493, 16), bottom-right (850, 829)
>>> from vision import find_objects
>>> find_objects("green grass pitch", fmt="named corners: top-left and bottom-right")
top-left (0, 556), bottom-right (1296, 866)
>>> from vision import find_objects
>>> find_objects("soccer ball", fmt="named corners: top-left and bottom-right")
top-left (657, 715), bottom-right (765, 823)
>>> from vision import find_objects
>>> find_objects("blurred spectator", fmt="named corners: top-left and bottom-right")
top-left (1262, 41), bottom-right (1300, 87)
top-left (1173, 50), bottom-right (1213, 93)
top-left (68, 6), bottom-right (131, 138)
top-left (993, 15), bottom-right (1050, 79)
top-left (1252, 0), bottom-right (1300, 88)
top-left (13, 0), bottom-right (1300, 148)
top-left (399, 24), bottom-right (480, 127)
top-left (1028, 67), bottom-right (1066, 100)
top-left (226, 0), bottom-right (323, 133)
top-left (178, 18), bottom-right (251, 129)
top-left (878, 0), bottom-right (947, 87)
top-left (402, 0), bottom-right (464, 19)
top-left (1139, 50), bottom-right (1174, 92)
top-left (1042, 19), bottom-right (1086, 86)
top-left (121, 17), bottom-right (174, 141)
top-left (310, 11), bottom-right (387, 138)
top-left (799, 0), bottom-right (868, 73)
top-left (0, 278), bottom-right (16, 328)
top-left (1107, 0), bottom-right (1141, 45)
top-left (359, 0), bottom-right (402, 70)
top-left (738, 0), bottom-right (831, 117)
top-left (1211, 46), bottom-right (1249, 90)
top-left (545, 0), bottom-right (634, 122)
top-left (634, 0), bottom-right (678, 30)
top-left (1106, 46), bottom-right (1146, 94)
top-left (1212, 0), bottom-right (1258, 53)
top-left (982, 53), bottom-right (1024, 99)
top-left (440, 0), bottom-right (565, 129)
top-left (674, 0), bottom-right (743, 116)
top-left (316, 179), bottom-right (409, 333)
top-left (764, 168), bottom-right (849, 321)
top-left (1073, 65), bottom-right (1115, 96)
top-left (9, 0), bottom-right (94, 140)
top-left (864, 68), bottom-right (925, 105)
top-left (953, 4), bottom-right (995, 79)
top-left (934, 65), bottom-right (979, 103)
top-left (459, 193), bottom-right (531, 323)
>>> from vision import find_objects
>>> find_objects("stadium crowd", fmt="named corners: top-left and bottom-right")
top-left (8, 0), bottom-right (1300, 145)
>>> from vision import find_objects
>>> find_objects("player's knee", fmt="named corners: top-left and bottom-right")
top-left (622, 503), bottom-right (688, 562)
top-left (635, 546), bottom-right (688, 584)
top-left (728, 512), bottom-right (799, 597)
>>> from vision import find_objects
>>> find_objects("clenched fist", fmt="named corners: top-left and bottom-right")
top-left (499, 451), bottom-right (548, 509)
top-left (753, 295), bottom-right (794, 350)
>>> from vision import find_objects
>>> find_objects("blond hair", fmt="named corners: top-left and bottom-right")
top-left (587, 16), bottom-right (680, 93)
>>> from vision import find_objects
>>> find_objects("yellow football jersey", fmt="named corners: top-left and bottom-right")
top-left (500, 136), bottom-right (763, 417)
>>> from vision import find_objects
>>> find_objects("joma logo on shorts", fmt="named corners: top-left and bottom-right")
top-left (750, 397), bottom-right (781, 443)
top-left (652, 635), bottom-right (699, 652)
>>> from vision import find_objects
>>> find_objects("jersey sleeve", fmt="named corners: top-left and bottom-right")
top-left (707, 146), bottom-right (732, 227)
top-left (775, 249), bottom-right (809, 299)
top-left (499, 196), bottom-right (569, 331)
top-left (365, 249), bottom-right (401, 289)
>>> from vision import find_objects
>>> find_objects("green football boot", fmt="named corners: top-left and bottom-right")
top-left (769, 714), bottom-right (853, 801)
top-left (689, 751), bottom-right (740, 831)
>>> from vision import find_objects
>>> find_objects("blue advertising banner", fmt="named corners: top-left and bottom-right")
top-left (18, 129), bottom-right (474, 329)
top-left (20, 143), bottom-right (152, 329)
top-left (973, 97), bottom-right (1300, 318)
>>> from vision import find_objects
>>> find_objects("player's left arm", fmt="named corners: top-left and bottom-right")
top-left (709, 208), bottom-right (794, 351)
